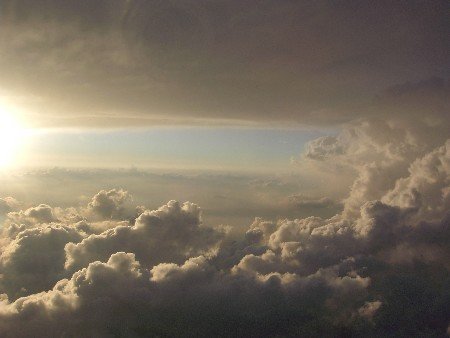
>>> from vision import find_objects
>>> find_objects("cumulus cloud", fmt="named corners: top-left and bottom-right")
top-left (65, 200), bottom-right (225, 272)
top-left (382, 140), bottom-right (450, 222)
top-left (0, 224), bottom-right (83, 299)
top-left (0, 0), bottom-right (447, 335)
top-left (6, 204), bottom-right (58, 227)
top-left (300, 115), bottom-right (450, 219)
top-left (0, 167), bottom-right (335, 228)
top-left (304, 136), bottom-right (345, 160)
top-left (0, 251), bottom-right (373, 337)
top-left (0, 110), bottom-right (449, 336)
top-left (0, 153), bottom-right (448, 336)
top-left (86, 188), bottom-right (132, 220)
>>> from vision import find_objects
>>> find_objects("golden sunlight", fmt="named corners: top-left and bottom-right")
top-left (0, 105), bottom-right (30, 168)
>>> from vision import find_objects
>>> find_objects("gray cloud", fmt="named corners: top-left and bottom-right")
top-left (5, 204), bottom-right (58, 228)
top-left (0, 224), bottom-right (83, 300)
top-left (65, 200), bottom-right (226, 272)
top-left (288, 195), bottom-right (337, 209)
top-left (86, 188), bottom-right (132, 220)
top-left (0, 167), bottom-right (339, 228)
top-left (0, 105), bottom-right (449, 336)
top-left (0, 122), bottom-right (448, 335)
top-left (0, 1), bottom-right (448, 127)
top-left (304, 136), bottom-right (345, 160)
top-left (0, 251), bottom-right (372, 337)
top-left (300, 116), bottom-right (450, 219)
top-left (0, 1), bottom-right (448, 333)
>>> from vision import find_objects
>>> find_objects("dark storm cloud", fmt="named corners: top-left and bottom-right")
top-left (0, 0), bottom-right (448, 127)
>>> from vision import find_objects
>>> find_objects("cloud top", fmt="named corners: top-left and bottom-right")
top-left (0, 123), bottom-right (449, 335)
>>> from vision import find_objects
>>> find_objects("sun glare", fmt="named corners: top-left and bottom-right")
top-left (0, 106), bottom-right (30, 168)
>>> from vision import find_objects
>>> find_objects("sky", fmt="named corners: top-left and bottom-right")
top-left (0, 1), bottom-right (449, 337)
top-left (18, 127), bottom-right (327, 170)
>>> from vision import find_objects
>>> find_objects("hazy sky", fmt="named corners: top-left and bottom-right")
top-left (14, 127), bottom-right (327, 171)
top-left (0, 1), bottom-right (449, 337)
top-left (0, 0), bottom-right (448, 170)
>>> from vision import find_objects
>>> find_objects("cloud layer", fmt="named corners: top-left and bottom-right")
top-left (0, 1), bottom-right (448, 335)
top-left (0, 1), bottom-right (448, 127)
top-left (0, 119), bottom-right (449, 335)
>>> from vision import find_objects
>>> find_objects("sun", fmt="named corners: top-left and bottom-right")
top-left (0, 108), bottom-right (30, 168)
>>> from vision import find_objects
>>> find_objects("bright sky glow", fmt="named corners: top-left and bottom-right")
top-left (22, 128), bottom-right (328, 172)
top-left (0, 103), bottom-right (32, 168)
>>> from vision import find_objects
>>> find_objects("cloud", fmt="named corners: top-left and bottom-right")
top-left (288, 195), bottom-right (337, 208)
top-left (0, 251), bottom-right (372, 337)
top-left (0, 1), bottom-right (448, 127)
top-left (373, 77), bottom-right (450, 123)
top-left (0, 107), bottom-right (448, 335)
top-left (0, 224), bottom-right (84, 300)
top-left (304, 136), bottom-right (345, 160)
top-left (0, 1), bottom-right (447, 335)
top-left (0, 197), bottom-right (19, 219)
top-left (0, 167), bottom-right (341, 228)
top-left (299, 115), bottom-right (450, 219)
top-left (382, 140), bottom-right (450, 223)
top-left (86, 188), bottom-right (132, 220)
top-left (0, 142), bottom-right (449, 336)
top-left (358, 300), bottom-right (382, 321)
top-left (5, 204), bottom-right (58, 230)
top-left (65, 200), bottom-right (226, 272)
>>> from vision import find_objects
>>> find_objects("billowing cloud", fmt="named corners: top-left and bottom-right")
top-left (0, 0), bottom-right (447, 335)
top-left (86, 188), bottom-right (132, 220)
top-left (300, 116), bottom-right (450, 219)
top-left (65, 200), bottom-right (225, 272)
top-left (5, 204), bottom-right (58, 230)
top-left (0, 120), bottom-right (448, 335)
top-left (0, 252), bottom-right (372, 337)
top-left (0, 224), bottom-right (83, 299)
top-left (382, 140), bottom-right (450, 222)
